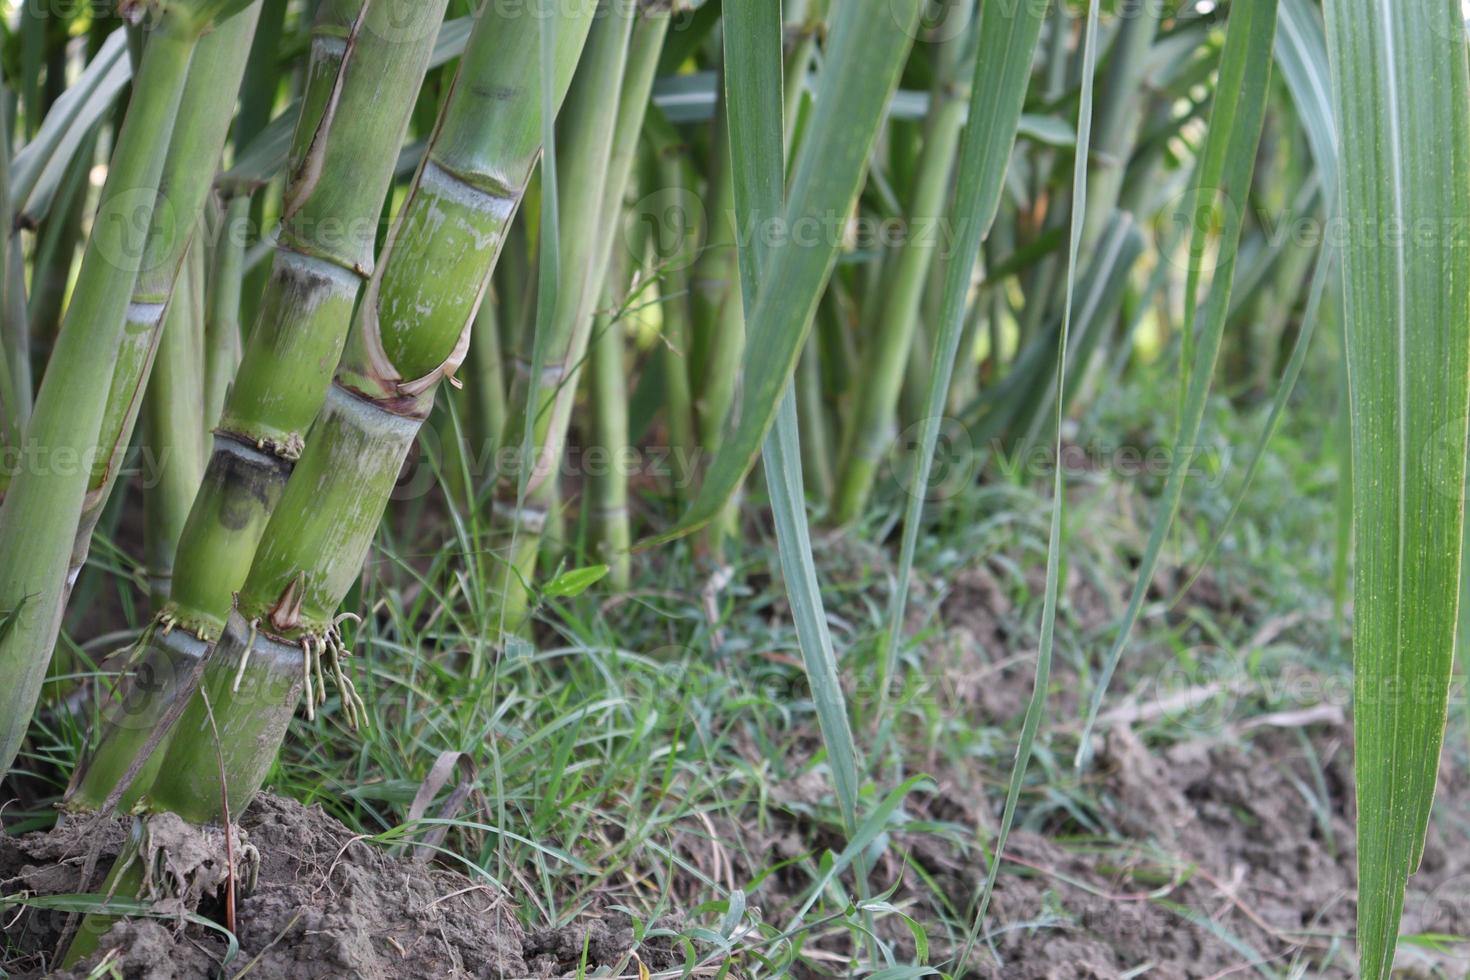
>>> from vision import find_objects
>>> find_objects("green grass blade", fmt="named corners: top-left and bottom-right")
top-left (880, 0), bottom-right (1047, 712)
top-left (1074, 0), bottom-right (1279, 770)
top-left (1321, 0), bottom-right (1470, 974)
top-left (643, 1), bottom-right (922, 547)
top-left (721, 0), bottom-right (862, 836)
top-left (958, 0), bottom-right (1100, 970)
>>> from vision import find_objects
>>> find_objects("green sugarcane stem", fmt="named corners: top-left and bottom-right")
top-left (204, 195), bottom-right (248, 430)
top-left (465, 290), bottom-right (507, 476)
top-left (643, 118), bottom-right (699, 506)
top-left (831, 77), bottom-right (968, 524)
top-left (142, 242), bottom-right (209, 608)
top-left (142, 612), bottom-right (306, 823)
top-left (65, 6), bottom-right (262, 594)
top-left (659, 279), bottom-right (698, 501)
top-left (163, 0), bottom-right (451, 642)
top-left (588, 303), bottom-right (631, 587)
top-left (441, 296), bottom-right (508, 513)
top-left (686, 94), bottom-right (744, 557)
top-left (539, 478), bottom-right (567, 572)
top-left (492, 4), bottom-right (637, 631)
top-left (494, 216), bottom-right (536, 382)
top-left (537, 5), bottom-right (669, 574)
top-left (61, 818), bottom-right (148, 969)
top-left (234, 0), bottom-right (289, 332)
top-left (580, 11), bottom-right (675, 565)
top-left (143, 3), bottom-right (598, 820)
top-left (0, 9), bottom-right (202, 779)
top-left (69, 0), bottom-right (443, 810)
top-left (63, 627), bottom-right (211, 814)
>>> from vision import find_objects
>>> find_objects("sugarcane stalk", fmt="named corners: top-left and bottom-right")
top-left (138, 0), bottom-right (598, 822)
top-left (234, 0), bottom-right (289, 331)
top-left (830, 9), bottom-right (972, 525)
top-left (64, 6), bottom-right (260, 592)
top-left (491, 5), bottom-right (638, 632)
top-left (686, 93), bottom-right (744, 557)
top-left (142, 240), bottom-right (209, 608)
top-left (203, 194), bottom-right (248, 430)
top-left (24, 117), bottom-right (94, 352)
top-left (165, 0), bottom-right (452, 642)
top-left (64, 0), bottom-right (449, 812)
top-left (579, 13), bottom-right (676, 572)
top-left (644, 113), bottom-right (700, 507)
top-left (0, 0), bottom-right (255, 780)
top-left (1079, 0), bottom-right (1160, 253)
top-left (587, 298), bottom-right (631, 586)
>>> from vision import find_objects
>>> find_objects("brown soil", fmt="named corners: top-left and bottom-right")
top-left (3, 794), bottom-right (637, 979)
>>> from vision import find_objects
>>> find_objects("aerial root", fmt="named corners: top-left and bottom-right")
top-left (297, 617), bottom-right (367, 731)
top-left (231, 618), bottom-right (260, 693)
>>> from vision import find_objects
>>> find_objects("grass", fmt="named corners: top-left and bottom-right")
top-left (9, 367), bottom-right (1357, 975)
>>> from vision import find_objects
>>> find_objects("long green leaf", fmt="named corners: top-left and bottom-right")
top-left (11, 29), bottom-right (130, 224)
top-left (960, 0), bottom-right (1100, 970)
top-left (644, 0), bottom-right (921, 546)
top-left (1275, 0), bottom-right (1337, 198)
top-left (1321, 0), bottom-right (1470, 974)
top-left (723, 0), bottom-right (863, 838)
top-left (880, 0), bottom-right (1047, 714)
top-left (1074, 0), bottom-right (1279, 769)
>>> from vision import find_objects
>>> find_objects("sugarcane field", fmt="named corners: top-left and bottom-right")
top-left (1, 0), bottom-right (1467, 976)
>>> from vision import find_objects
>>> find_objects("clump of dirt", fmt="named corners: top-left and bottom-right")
top-left (522, 914), bottom-right (684, 976)
top-left (2, 794), bottom-right (527, 979)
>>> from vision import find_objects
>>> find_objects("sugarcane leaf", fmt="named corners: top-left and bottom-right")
top-left (880, 0), bottom-right (1047, 734)
top-left (1015, 114), bottom-right (1075, 148)
top-left (11, 29), bottom-right (130, 224)
top-left (959, 0), bottom-right (1100, 967)
top-left (540, 564), bottom-right (609, 598)
top-left (1321, 0), bottom-right (1470, 975)
top-left (1074, 0), bottom-right (1280, 763)
top-left (1275, 0), bottom-right (1338, 199)
top-left (644, 1), bottom-right (922, 547)
top-left (499, 0), bottom-right (562, 642)
top-left (720, 0), bottom-right (864, 838)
